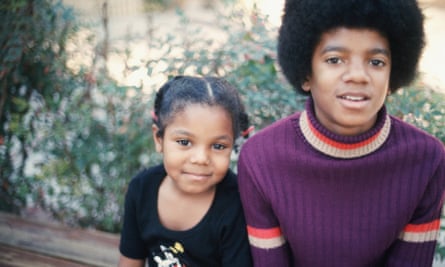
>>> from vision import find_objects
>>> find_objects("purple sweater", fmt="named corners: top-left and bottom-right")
top-left (238, 99), bottom-right (445, 266)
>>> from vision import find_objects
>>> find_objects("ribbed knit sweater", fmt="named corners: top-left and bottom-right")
top-left (238, 98), bottom-right (445, 267)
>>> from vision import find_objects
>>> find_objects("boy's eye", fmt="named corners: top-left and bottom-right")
top-left (213, 143), bottom-right (227, 150)
top-left (326, 57), bottom-right (342, 64)
top-left (369, 59), bottom-right (386, 67)
top-left (176, 139), bottom-right (191, 146)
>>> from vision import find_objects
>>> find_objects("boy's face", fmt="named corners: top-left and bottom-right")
top-left (303, 27), bottom-right (391, 136)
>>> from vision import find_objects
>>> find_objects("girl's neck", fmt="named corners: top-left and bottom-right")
top-left (157, 176), bottom-right (216, 231)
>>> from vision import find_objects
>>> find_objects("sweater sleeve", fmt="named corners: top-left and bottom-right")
top-left (237, 151), bottom-right (292, 267)
top-left (385, 148), bottom-right (445, 267)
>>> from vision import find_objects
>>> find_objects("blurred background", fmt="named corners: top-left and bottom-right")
top-left (1, 0), bottom-right (445, 265)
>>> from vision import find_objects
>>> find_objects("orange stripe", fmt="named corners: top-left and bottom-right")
top-left (307, 118), bottom-right (380, 150)
top-left (403, 219), bottom-right (440, 233)
top-left (247, 226), bottom-right (282, 239)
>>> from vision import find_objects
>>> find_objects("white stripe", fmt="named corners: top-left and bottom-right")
top-left (399, 230), bottom-right (439, 243)
top-left (248, 235), bottom-right (286, 249)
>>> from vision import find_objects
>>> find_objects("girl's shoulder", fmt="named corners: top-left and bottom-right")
top-left (213, 170), bottom-right (243, 207)
top-left (128, 164), bottom-right (166, 194)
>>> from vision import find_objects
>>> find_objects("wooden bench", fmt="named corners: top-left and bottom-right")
top-left (0, 211), bottom-right (120, 266)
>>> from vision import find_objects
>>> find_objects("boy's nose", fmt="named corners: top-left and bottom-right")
top-left (342, 61), bottom-right (371, 84)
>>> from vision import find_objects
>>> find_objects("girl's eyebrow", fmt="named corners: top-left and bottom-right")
top-left (171, 129), bottom-right (233, 141)
top-left (171, 129), bottom-right (192, 136)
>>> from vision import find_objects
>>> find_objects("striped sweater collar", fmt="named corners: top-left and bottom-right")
top-left (299, 98), bottom-right (391, 159)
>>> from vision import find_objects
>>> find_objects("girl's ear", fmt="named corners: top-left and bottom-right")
top-left (302, 79), bottom-right (311, 92)
top-left (152, 124), bottom-right (163, 153)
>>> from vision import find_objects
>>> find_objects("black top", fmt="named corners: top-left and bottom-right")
top-left (120, 164), bottom-right (252, 267)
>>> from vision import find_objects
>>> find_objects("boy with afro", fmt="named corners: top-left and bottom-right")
top-left (237, 0), bottom-right (445, 266)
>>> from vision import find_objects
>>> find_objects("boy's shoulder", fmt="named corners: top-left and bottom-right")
top-left (242, 111), bottom-right (302, 152)
top-left (390, 115), bottom-right (445, 155)
top-left (390, 115), bottom-right (443, 143)
top-left (249, 112), bottom-right (301, 140)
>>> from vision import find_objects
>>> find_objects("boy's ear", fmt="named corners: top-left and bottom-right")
top-left (152, 124), bottom-right (163, 153)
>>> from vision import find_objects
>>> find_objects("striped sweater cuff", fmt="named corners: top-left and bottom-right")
top-left (247, 226), bottom-right (286, 249)
top-left (399, 219), bottom-right (440, 243)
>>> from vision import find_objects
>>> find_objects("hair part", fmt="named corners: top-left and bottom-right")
top-left (278, 0), bottom-right (425, 95)
top-left (152, 76), bottom-right (250, 144)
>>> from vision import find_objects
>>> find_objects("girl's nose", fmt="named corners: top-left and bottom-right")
top-left (190, 147), bottom-right (210, 165)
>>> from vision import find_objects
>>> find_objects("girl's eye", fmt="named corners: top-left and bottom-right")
top-left (176, 139), bottom-right (191, 146)
top-left (326, 57), bottom-right (342, 64)
top-left (213, 143), bottom-right (227, 150)
top-left (370, 59), bottom-right (386, 67)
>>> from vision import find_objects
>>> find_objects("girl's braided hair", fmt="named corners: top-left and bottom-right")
top-left (152, 76), bottom-right (250, 146)
top-left (278, 0), bottom-right (425, 95)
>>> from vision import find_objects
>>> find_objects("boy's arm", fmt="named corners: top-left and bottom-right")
top-left (385, 154), bottom-right (445, 267)
top-left (237, 154), bottom-right (292, 267)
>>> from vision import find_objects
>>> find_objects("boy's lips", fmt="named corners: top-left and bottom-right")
top-left (337, 92), bottom-right (370, 109)
top-left (338, 95), bottom-right (368, 101)
top-left (337, 91), bottom-right (370, 101)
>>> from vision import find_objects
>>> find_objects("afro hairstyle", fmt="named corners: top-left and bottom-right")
top-left (277, 0), bottom-right (425, 95)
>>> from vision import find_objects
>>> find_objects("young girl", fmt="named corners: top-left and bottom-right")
top-left (118, 76), bottom-right (253, 267)
top-left (238, 0), bottom-right (445, 266)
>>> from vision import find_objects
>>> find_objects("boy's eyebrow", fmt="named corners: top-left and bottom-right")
top-left (321, 46), bottom-right (347, 54)
top-left (369, 48), bottom-right (391, 57)
top-left (321, 46), bottom-right (390, 56)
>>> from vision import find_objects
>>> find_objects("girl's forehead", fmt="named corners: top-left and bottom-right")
top-left (173, 103), bottom-right (227, 114)
top-left (176, 104), bottom-right (230, 119)
top-left (166, 104), bottom-right (234, 138)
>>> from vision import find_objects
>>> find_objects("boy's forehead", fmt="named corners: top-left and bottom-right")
top-left (318, 27), bottom-right (390, 51)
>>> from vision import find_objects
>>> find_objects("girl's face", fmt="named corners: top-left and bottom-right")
top-left (303, 27), bottom-right (391, 136)
top-left (153, 104), bottom-right (234, 196)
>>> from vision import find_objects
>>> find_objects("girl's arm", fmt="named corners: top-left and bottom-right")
top-left (219, 198), bottom-right (253, 267)
top-left (118, 255), bottom-right (145, 267)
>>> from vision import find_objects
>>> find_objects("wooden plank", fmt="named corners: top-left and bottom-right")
top-left (0, 212), bottom-right (120, 267)
top-left (0, 244), bottom-right (87, 267)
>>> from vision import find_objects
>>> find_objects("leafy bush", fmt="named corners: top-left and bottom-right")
top-left (0, 0), bottom-right (78, 212)
top-left (386, 83), bottom-right (445, 143)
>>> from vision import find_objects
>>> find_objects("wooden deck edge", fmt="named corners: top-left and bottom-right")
top-left (0, 211), bottom-right (120, 267)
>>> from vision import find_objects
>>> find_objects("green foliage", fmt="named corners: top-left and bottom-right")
top-left (0, 0), bottom-right (77, 212)
top-left (146, 6), bottom-right (306, 129)
top-left (34, 75), bottom-right (160, 230)
top-left (386, 84), bottom-right (445, 144)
